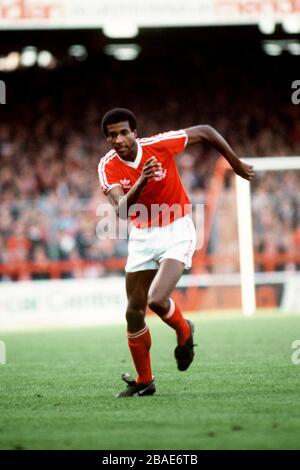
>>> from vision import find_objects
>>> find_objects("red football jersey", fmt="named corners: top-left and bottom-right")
top-left (98, 130), bottom-right (191, 228)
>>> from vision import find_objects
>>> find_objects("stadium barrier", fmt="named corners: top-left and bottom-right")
top-left (0, 277), bottom-right (127, 331)
top-left (0, 270), bottom-right (299, 331)
top-left (0, 252), bottom-right (299, 279)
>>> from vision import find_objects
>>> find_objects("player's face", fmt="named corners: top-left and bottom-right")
top-left (106, 121), bottom-right (137, 160)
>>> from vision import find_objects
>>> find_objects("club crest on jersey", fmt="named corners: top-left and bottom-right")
top-left (120, 178), bottom-right (132, 189)
top-left (153, 168), bottom-right (167, 181)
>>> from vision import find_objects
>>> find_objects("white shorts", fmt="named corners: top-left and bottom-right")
top-left (125, 214), bottom-right (197, 273)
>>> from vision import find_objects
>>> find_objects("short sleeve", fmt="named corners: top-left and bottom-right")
top-left (98, 156), bottom-right (122, 195)
top-left (154, 130), bottom-right (188, 157)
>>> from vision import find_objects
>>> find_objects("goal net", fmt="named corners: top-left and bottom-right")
top-left (236, 157), bottom-right (300, 315)
top-left (180, 156), bottom-right (300, 316)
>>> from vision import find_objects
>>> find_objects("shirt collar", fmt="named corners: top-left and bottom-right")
top-left (116, 140), bottom-right (142, 169)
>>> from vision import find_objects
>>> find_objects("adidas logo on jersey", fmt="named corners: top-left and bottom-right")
top-left (120, 178), bottom-right (132, 188)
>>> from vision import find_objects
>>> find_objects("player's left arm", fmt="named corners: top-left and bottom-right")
top-left (184, 125), bottom-right (255, 181)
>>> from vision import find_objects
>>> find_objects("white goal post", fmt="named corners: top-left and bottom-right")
top-left (236, 156), bottom-right (300, 316)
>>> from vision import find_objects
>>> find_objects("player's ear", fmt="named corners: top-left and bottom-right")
top-left (134, 130), bottom-right (137, 138)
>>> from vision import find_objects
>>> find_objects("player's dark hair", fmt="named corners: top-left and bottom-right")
top-left (101, 108), bottom-right (137, 136)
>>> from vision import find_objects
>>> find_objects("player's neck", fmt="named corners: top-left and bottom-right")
top-left (121, 141), bottom-right (138, 162)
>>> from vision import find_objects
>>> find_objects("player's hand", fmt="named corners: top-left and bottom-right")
top-left (141, 157), bottom-right (162, 181)
top-left (233, 161), bottom-right (255, 181)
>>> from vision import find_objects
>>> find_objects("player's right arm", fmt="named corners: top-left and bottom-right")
top-left (107, 157), bottom-right (161, 219)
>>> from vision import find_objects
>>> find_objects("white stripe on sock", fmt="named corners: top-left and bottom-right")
top-left (127, 325), bottom-right (149, 339)
top-left (161, 298), bottom-right (176, 320)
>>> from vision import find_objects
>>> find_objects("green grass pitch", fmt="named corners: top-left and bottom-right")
top-left (0, 311), bottom-right (300, 450)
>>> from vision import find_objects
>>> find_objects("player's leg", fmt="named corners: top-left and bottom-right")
top-left (119, 269), bottom-right (157, 396)
top-left (148, 258), bottom-right (184, 314)
top-left (125, 269), bottom-right (156, 332)
top-left (148, 258), bottom-right (190, 343)
top-left (148, 258), bottom-right (195, 371)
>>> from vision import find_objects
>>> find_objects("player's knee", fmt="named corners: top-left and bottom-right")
top-left (148, 294), bottom-right (165, 313)
top-left (125, 306), bottom-right (145, 328)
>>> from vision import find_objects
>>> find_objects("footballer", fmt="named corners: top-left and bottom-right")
top-left (98, 108), bottom-right (254, 397)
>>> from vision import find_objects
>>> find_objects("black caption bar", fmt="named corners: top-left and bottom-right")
top-left (0, 450), bottom-right (299, 467)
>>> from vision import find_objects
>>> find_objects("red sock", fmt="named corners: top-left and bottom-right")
top-left (161, 299), bottom-right (190, 346)
top-left (127, 325), bottom-right (153, 384)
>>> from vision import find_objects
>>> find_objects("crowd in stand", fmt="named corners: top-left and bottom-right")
top-left (0, 51), bottom-right (299, 279)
